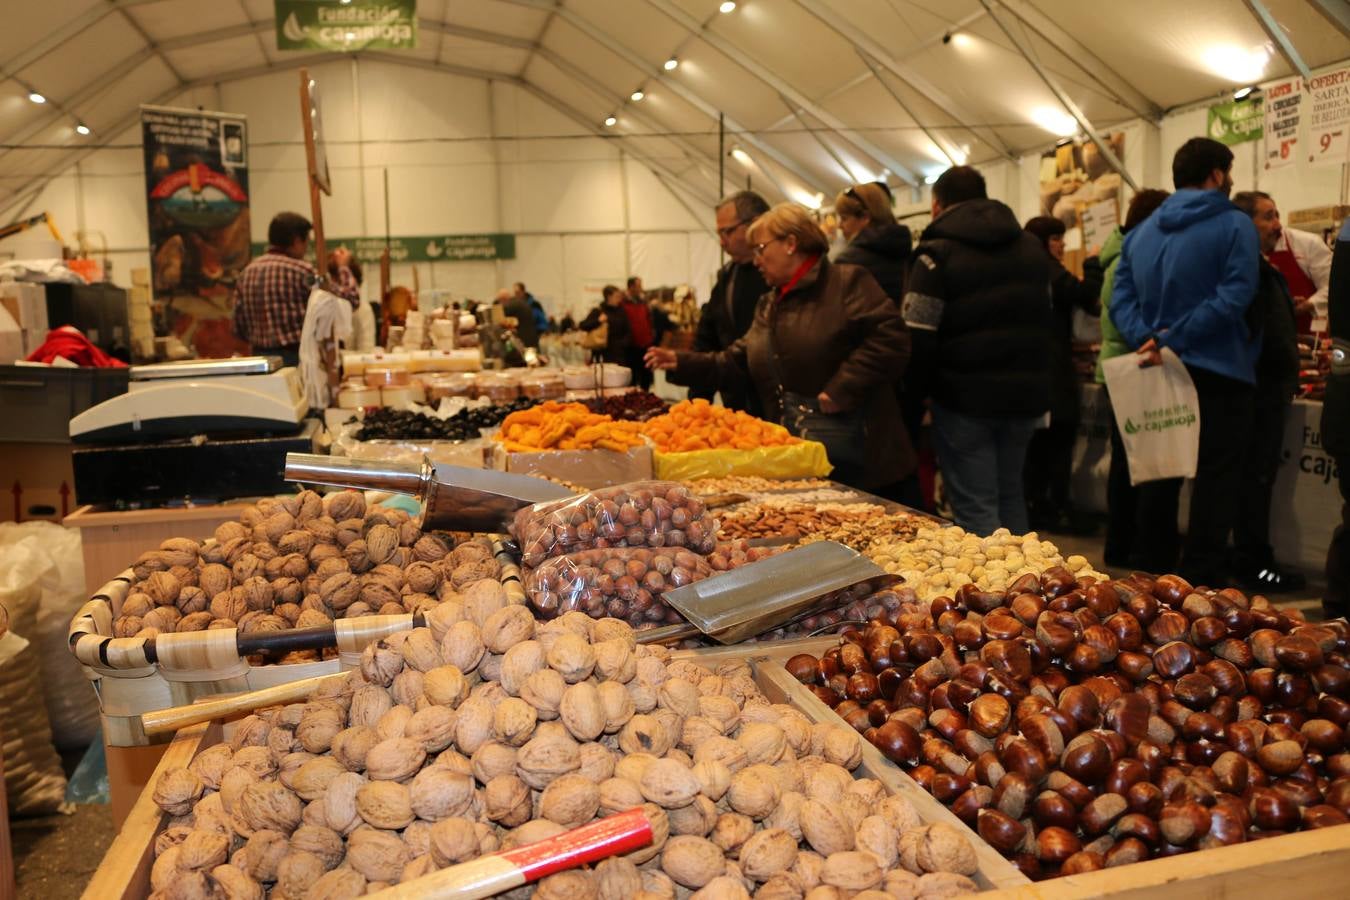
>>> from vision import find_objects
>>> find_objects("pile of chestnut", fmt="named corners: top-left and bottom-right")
top-left (783, 568), bottom-right (1350, 881)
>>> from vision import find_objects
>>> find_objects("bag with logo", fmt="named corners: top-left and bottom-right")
top-left (1102, 348), bottom-right (1200, 485)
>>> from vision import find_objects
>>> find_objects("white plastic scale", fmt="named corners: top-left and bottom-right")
top-left (69, 356), bottom-right (307, 442)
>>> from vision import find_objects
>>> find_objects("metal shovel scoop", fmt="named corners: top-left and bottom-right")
top-left (636, 540), bottom-right (901, 644)
top-left (285, 453), bottom-right (575, 532)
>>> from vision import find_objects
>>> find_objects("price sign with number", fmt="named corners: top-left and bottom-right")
top-left (1306, 67), bottom-right (1350, 167)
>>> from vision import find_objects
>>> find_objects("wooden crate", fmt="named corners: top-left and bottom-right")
top-left (750, 646), bottom-right (1350, 900)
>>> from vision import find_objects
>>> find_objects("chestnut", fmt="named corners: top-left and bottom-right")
top-left (1303, 804), bottom-right (1350, 829)
top-left (1104, 694), bottom-right (1150, 746)
top-left (1113, 811), bottom-right (1161, 846)
top-left (808, 685), bottom-right (842, 707)
top-left (1313, 665), bottom-right (1350, 700)
top-left (1000, 739), bottom-right (1050, 785)
top-left (1173, 673), bottom-right (1218, 710)
top-left (1115, 651), bottom-right (1155, 683)
top-left (1032, 789), bottom-right (1078, 830)
top-left (983, 639), bottom-right (1033, 682)
top-left (1080, 792), bottom-right (1128, 836)
top-left (1126, 781), bottom-right (1165, 817)
top-left (1213, 638), bottom-right (1256, 669)
top-left (1257, 739), bottom-right (1306, 776)
top-left (1011, 593), bottom-right (1046, 626)
top-left (1060, 850), bottom-right (1105, 874)
top-left (951, 785), bottom-right (994, 824)
top-left (1153, 641), bottom-right (1196, 679)
top-left (910, 765), bottom-right (937, 792)
top-left (870, 720), bottom-right (921, 764)
top-left (877, 667), bottom-right (904, 701)
top-left (1036, 618), bottom-right (1078, 657)
top-left (839, 641), bottom-right (869, 675)
top-left (1275, 634), bottom-right (1325, 672)
top-left (1035, 825), bottom-right (1083, 864)
top-left (1213, 750), bottom-right (1251, 794)
top-left (954, 728), bottom-right (994, 760)
top-left (866, 698), bottom-right (894, 728)
top-left (1202, 804), bottom-right (1249, 847)
top-left (976, 808), bottom-right (1027, 852)
top-left (1105, 837), bottom-right (1150, 867)
top-left (1189, 615), bottom-right (1227, 647)
top-left (929, 708), bottom-right (967, 741)
top-left (1104, 758), bottom-right (1150, 796)
top-left (1044, 770), bottom-right (1095, 809)
top-left (1159, 800), bottom-right (1211, 846)
top-left (992, 770), bottom-right (1034, 820)
top-left (1276, 672), bottom-right (1314, 709)
top-left (970, 692), bottom-right (1013, 738)
top-left (1249, 786), bottom-right (1300, 830)
top-left (785, 653), bottom-right (820, 684)
top-left (931, 771), bottom-right (971, 802)
top-left (1022, 714), bottom-right (1067, 760)
top-left (1061, 733), bottom-right (1112, 785)
top-left (1148, 610), bottom-right (1190, 645)
top-left (846, 671), bottom-right (881, 704)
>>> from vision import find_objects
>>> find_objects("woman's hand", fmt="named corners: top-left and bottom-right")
top-left (817, 391), bottom-right (840, 414)
top-left (645, 347), bottom-right (678, 370)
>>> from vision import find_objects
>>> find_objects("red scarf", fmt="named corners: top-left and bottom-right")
top-left (777, 255), bottom-right (820, 300)
top-left (1268, 244), bottom-right (1318, 333)
top-left (621, 299), bottom-right (654, 348)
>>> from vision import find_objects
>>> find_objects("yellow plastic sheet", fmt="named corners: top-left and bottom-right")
top-left (653, 440), bottom-right (833, 481)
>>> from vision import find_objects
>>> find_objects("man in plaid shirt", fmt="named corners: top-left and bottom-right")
top-left (233, 212), bottom-right (359, 366)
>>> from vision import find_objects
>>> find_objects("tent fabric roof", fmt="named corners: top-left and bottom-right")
top-left (1, 0), bottom-right (1346, 214)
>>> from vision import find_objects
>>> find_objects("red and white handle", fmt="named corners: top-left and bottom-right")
top-left (367, 808), bottom-right (655, 899)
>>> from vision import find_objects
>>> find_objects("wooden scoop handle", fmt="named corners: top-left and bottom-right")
top-left (139, 671), bottom-right (348, 736)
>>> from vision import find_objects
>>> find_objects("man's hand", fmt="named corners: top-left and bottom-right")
top-left (1136, 337), bottom-right (1163, 368)
top-left (645, 347), bottom-right (677, 370)
top-left (1295, 299), bottom-right (1316, 318)
top-left (333, 247), bottom-right (352, 268)
top-left (817, 392), bottom-right (840, 414)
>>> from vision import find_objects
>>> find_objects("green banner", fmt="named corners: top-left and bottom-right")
top-left (1207, 98), bottom-right (1264, 146)
top-left (251, 233), bottom-right (515, 263)
top-left (275, 0), bottom-right (417, 51)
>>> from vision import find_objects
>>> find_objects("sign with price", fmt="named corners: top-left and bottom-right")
top-left (1263, 76), bottom-right (1302, 170)
top-left (1307, 66), bottom-right (1350, 166)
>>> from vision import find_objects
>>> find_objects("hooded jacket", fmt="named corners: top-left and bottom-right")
top-left (835, 222), bottom-right (913, 301)
top-left (902, 198), bottom-right (1052, 417)
top-left (1109, 188), bottom-right (1261, 384)
top-left (1095, 226), bottom-right (1129, 384)
top-left (1320, 219), bottom-right (1350, 457)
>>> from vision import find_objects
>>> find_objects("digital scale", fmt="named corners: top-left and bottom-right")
top-left (69, 356), bottom-right (307, 442)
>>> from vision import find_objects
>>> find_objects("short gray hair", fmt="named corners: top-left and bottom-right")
top-left (716, 190), bottom-right (770, 224)
top-left (1231, 190), bottom-right (1273, 218)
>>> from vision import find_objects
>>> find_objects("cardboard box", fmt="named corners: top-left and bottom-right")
top-left (0, 283), bottom-right (47, 331)
top-left (130, 268), bottom-right (151, 287)
top-left (495, 444), bottom-right (653, 488)
top-left (1, 442), bottom-right (76, 523)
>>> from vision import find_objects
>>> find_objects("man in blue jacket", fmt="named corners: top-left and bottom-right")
top-left (1110, 137), bottom-right (1261, 587)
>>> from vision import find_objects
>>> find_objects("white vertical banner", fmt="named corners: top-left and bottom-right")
top-left (1306, 67), bottom-right (1350, 167)
top-left (1262, 76), bottom-right (1302, 170)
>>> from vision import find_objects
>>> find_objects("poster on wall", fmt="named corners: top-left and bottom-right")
top-left (142, 105), bottom-right (251, 358)
top-left (1206, 97), bottom-right (1263, 146)
top-left (1263, 76), bottom-right (1302, 170)
top-left (275, 0), bottom-right (417, 52)
top-left (249, 234), bottom-right (516, 263)
top-left (1306, 66), bottom-right (1350, 166)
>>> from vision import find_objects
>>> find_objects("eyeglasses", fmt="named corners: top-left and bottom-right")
top-left (716, 219), bottom-right (749, 238)
top-left (751, 237), bottom-right (783, 257)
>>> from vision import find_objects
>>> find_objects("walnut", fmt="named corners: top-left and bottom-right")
top-left (693, 736), bottom-right (748, 773)
top-left (762, 790), bottom-right (805, 842)
top-left (710, 811), bottom-right (756, 855)
top-left (595, 857), bottom-right (643, 900)
top-left (406, 705), bottom-right (457, 753)
top-left (661, 835), bottom-right (726, 889)
top-left (657, 679), bottom-right (700, 720)
top-left (360, 638), bottom-right (405, 686)
top-left (500, 641), bottom-right (546, 696)
top-left (737, 722), bottom-right (787, 766)
top-left (915, 873), bottom-right (978, 899)
top-left (484, 773), bottom-right (533, 826)
top-left (350, 684), bottom-right (394, 729)
top-left (462, 578), bottom-right (508, 626)
top-left (548, 633), bottom-right (598, 683)
top-left (560, 681), bottom-right (606, 742)
top-left (531, 772), bottom-right (598, 829)
top-left (143, 606), bottom-right (182, 632)
top-left (690, 876), bottom-right (752, 900)
top-left (153, 768), bottom-right (204, 817)
top-left (593, 638), bottom-right (638, 683)
top-left (239, 781), bottom-right (302, 835)
top-left (819, 726), bottom-right (863, 770)
top-left (320, 772), bottom-right (366, 835)
top-left (619, 714), bottom-right (675, 757)
top-left (187, 744), bottom-right (232, 791)
top-left (536, 870), bottom-right (598, 900)
top-left (856, 816), bottom-right (899, 870)
top-left (365, 737), bottom-right (426, 782)
top-left (232, 552), bottom-right (263, 583)
top-left (290, 823), bottom-right (345, 870)
top-left (208, 864), bottom-right (264, 900)
top-left (803, 764), bottom-right (853, 805)
top-left (798, 799), bottom-right (856, 856)
top-left (453, 558), bottom-right (502, 591)
top-left (494, 697), bottom-right (538, 747)
top-left (144, 570), bottom-right (181, 606)
top-left (356, 780), bottom-right (414, 829)
top-left (482, 604), bottom-right (536, 654)
top-left (324, 491), bottom-right (365, 521)
top-left (668, 795), bottom-right (718, 837)
top-left (177, 829), bottom-right (229, 871)
top-left (516, 727), bottom-right (581, 789)
top-left (914, 824), bottom-right (977, 876)
top-left (521, 668), bottom-right (567, 721)
top-left (598, 776), bottom-right (645, 816)
top-left (820, 851), bottom-right (882, 893)
top-left (639, 758), bottom-right (701, 809)
top-left (740, 828), bottom-right (799, 883)
top-left (437, 620), bottom-right (485, 674)
top-left (418, 664), bottom-right (467, 710)
top-left (726, 765), bottom-right (780, 820)
top-left (364, 523), bottom-right (400, 565)
top-left (471, 741), bottom-right (519, 784)
top-left (410, 766), bottom-right (475, 821)
top-left (297, 707), bottom-right (344, 754)
top-left (453, 697), bottom-right (496, 755)
top-left (577, 742), bottom-right (616, 783)
top-left (412, 533), bottom-right (450, 562)
top-left (837, 793), bottom-right (872, 831)
top-left (292, 756), bottom-right (347, 801)
top-left (429, 817), bottom-right (480, 866)
top-left (176, 586), bottom-right (208, 615)
top-left (346, 829), bottom-right (409, 884)
top-left (881, 869), bottom-right (921, 900)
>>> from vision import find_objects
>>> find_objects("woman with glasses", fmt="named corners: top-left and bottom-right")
top-left (834, 183), bottom-right (912, 302)
top-left (646, 203), bottom-right (913, 490)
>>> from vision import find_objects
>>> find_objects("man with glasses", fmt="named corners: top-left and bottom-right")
top-left (692, 190), bottom-right (771, 410)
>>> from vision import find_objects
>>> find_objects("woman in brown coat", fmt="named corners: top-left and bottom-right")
top-left (647, 203), bottom-right (913, 489)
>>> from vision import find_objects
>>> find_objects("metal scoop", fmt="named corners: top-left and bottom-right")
top-left (285, 453), bottom-right (574, 532)
top-left (635, 540), bottom-right (901, 644)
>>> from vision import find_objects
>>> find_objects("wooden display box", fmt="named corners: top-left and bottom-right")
top-left (496, 444), bottom-right (653, 489)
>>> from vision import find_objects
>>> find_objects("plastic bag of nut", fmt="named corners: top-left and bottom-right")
top-left (523, 546), bottom-right (714, 626)
top-left (512, 481), bottom-right (719, 568)
top-left (755, 583), bottom-right (909, 641)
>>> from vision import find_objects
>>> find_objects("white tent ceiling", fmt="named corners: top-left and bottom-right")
top-left (1, 0), bottom-right (1347, 216)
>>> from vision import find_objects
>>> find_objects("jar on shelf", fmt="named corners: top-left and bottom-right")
top-left (520, 372), bottom-right (566, 400)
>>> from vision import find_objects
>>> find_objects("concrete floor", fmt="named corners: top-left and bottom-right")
top-left (11, 522), bottom-right (1331, 896)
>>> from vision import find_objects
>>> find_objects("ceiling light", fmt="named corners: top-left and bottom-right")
top-left (75, 123), bottom-right (90, 135)
top-left (788, 187), bottom-right (822, 209)
top-left (663, 58), bottom-right (679, 71)
top-left (604, 115), bottom-right (617, 127)
top-left (1203, 44), bottom-right (1270, 84)
top-left (924, 173), bottom-right (941, 185)
top-left (1031, 106), bottom-right (1077, 137)
top-left (950, 33), bottom-right (973, 49)
top-left (345, 31), bottom-right (355, 40)
top-left (719, 1), bottom-right (736, 13)
top-left (631, 90), bottom-right (645, 102)
top-left (1233, 85), bottom-right (1256, 101)
top-left (731, 147), bottom-right (753, 168)
top-left (28, 91), bottom-right (46, 104)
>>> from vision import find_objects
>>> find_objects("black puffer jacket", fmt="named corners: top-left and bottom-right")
top-left (1321, 221), bottom-right (1350, 457)
top-left (903, 199), bottom-right (1053, 417)
top-left (835, 223), bottom-right (912, 302)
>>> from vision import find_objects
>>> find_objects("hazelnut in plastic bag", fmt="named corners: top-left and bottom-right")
top-left (524, 547), bottom-right (714, 626)
top-left (512, 481), bottom-right (719, 568)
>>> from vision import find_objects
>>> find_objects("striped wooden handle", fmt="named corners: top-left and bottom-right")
top-left (139, 671), bottom-right (348, 735)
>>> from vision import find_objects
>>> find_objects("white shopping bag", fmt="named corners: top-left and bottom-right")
top-left (1102, 348), bottom-right (1200, 486)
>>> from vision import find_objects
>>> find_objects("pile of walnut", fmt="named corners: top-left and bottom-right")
top-left (149, 609), bottom-right (983, 899)
top-left (115, 490), bottom-right (502, 661)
